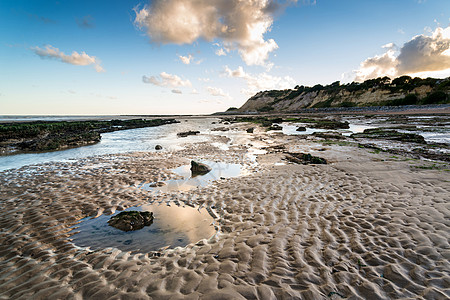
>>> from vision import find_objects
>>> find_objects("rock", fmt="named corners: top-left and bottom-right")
top-left (148, 181), bottom-right (166, 187)
top-left (190, 161), bottom-right (212, 176)
top-left (107, 211), bottom-right (154, 232)
top-left (296, 126), bottom-right (307, 131)
top-left (285, 152), bottom-right (327, 165)
top-left (211, 127), bottom-right (229, 132)
top-left (310, 120), bottom-right (350, 129)
top-left (351, 128), bottom-right (426, 144)
top-left (268, 125), bottom-right (283, 131)
top-left (246, 128), bottom-right (254, 133)
top-left (155, 145), bottom-right (162, 150)
top-left (177, 131), bottom-right (200, 137)
top-left (312, 132), bottom-right (345, 140)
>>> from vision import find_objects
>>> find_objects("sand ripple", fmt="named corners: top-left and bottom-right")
top-left (0, 147), bottom-right (449, 299)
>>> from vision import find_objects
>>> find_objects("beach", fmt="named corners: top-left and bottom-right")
top-left (0, 117), bottom-right (449, 299)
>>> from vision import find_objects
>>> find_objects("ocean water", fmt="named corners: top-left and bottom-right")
top-left (0, 117), bottom-right (215, 171)
top-left (0, 115), bottom-right (448, 171)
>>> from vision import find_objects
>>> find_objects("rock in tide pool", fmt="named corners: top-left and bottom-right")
top-left (190, 161), bottom-right (212, 176)
top-left (107, 211), bottom-right (154, 232)
top-left (246, 128), bottom-right (254, 133)
top-left (155, 145), bottom-right (162, 150)
top-left (296, 126), bottom-right (307, 131)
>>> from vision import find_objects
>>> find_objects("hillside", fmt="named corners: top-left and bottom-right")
top-left (237, 76), bottom-right (450, 113)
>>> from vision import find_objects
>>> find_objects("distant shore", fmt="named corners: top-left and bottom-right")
top-left (217, 103), bottom-right (450, 116)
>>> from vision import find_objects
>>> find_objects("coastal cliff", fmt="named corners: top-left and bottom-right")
top-left (237, 76), bottom-right (450, 113)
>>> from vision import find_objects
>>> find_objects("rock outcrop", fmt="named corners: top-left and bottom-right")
top-left (237, 76), bottom-right (450, 113)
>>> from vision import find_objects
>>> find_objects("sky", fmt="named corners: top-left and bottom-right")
top-left (1, 0), bottom-right (450, 115)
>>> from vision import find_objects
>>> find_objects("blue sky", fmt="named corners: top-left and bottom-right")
top-left (1, 0), bottom-right (449, 115)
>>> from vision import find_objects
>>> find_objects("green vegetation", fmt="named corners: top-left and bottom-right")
top-left (0, 118), bottom-right (178, 153)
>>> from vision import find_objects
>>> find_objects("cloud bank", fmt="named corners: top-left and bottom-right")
top-left (32, 45), bottom-right (104, 72)
top-left (206, 86), bottom-right (229, 98)
top-left (224, 66), bottom-right (296, 95)
top-left (134, 0), bottom-right (299, 66)
top-left (143, 72), bottom-right (192, 88)
top-left (353, 26), bottom-right (450, 81)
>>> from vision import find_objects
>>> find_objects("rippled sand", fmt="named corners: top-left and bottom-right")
top-left (0, 127), bottom-right (449, 299)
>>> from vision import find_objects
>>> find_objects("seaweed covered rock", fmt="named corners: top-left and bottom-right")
top-left (296, 126), bottom-right (307, 132)
top-left (310, 120), bottom-right (349, 129)
top-left (108, 211), bottom-right (154, 232)
top-left (190, 161), bottom-right (212, 176)
top-left (351, 128), bottom-right (426, 144)
top-left (285, 152), bottom-right (327, 165)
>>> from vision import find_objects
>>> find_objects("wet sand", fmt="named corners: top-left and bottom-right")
top-left (0, 122), bottom-right (449, 299)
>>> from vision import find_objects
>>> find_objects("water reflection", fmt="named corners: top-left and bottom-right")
top-left (142, 161), bottom-right (246, 192)
top-left (70, 204), bottom-right (216, 253)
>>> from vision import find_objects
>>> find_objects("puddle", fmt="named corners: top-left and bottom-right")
top-left (281, 123), bottom-right (376, 136)
top-left (141, 161), bottom-right (247, 192)
top-left (70, 204), bottom-right (217, 253)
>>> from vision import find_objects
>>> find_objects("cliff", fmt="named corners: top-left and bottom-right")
top-left (238, 76), bottom-right (450, 113)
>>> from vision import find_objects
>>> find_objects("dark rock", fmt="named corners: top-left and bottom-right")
top-left (311, 120), bottom-right (350, 129)
top-left (190, 161), bottom-right (212, 176)
top-left (148, 181), bottom-right (166, 187)
top-left (246, 128), bottom-right (254, 133)
top-left (268, 125), bottom-right (283, 131)
top-left (351, 128), bottom-right (426, 144)
top-left (312, 132), bottom-right (345, 140)
top-left (177, 131), bottom-right (200, 137)
top-left (155, 145), bottom-right (162, 150)
top-left (108, 211), bottom-right (154, 232)
top-left (285, 152), bottom-right (327, 165)
top-left (296, 126), bottom-right (307, 131)
top-left (211, 127), bottom-right (229, 132)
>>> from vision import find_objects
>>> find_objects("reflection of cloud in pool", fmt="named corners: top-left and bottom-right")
top-left (142, 161), bottom-right (246, 192)
top-left (69, 204), bottom-right (216, 253)
top-left (140, 204), bottom-right (215, 246)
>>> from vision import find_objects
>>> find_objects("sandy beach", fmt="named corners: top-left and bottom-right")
top-left (0, 120), bottom-right (449, 299)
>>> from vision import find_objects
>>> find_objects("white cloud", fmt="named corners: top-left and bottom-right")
top-left (215, 48), bottom-right (227, 56)
top-left (32, 45), bottom-right (104, 72)
top-left (352, 26), bottom-right (450, 81)
top-left (143, 71), bottom-right (192, 87)
top-left (178, 54), bottom-right (193, 64)
top-left (224, 65), bottom-right (296, 95)
top-left (191, 88), bottom-right (200, 94)
top-left (172, 89), bottom-right (182, 94)
top-left (134, 0), bottom-right (299, 67)
top-left (206, 86), bottom-right (230, 99)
